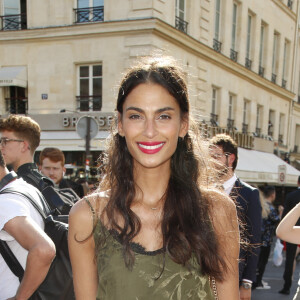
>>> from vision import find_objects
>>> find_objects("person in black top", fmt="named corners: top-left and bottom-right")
top-left (39, 147), bottom-right (84, 198)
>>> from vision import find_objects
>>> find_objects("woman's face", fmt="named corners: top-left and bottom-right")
top-left (118, 83), bottom-right (188, 172)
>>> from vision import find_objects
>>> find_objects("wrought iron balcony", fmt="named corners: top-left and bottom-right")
top-left (0, 13), bottom-right (26, 31)
top-left (259, 66), bottom-right (265, 77)
top-left (227, 118), bottom-right (235, 130)
top-left (288, 0), bottom-right (293, 9)
top-left (175, 16), bottom-right (188, 34)
top-left (245, 58), bottom-right (252, 70)
top-left (213, 39), bottom-right (222, 53)
top-left (230, 49), bottom-right (238, 62)
top-left (242, 123), bottom-right (248, 134)
top-left (210, 113), bottom-right (219, 127)
top-left (74, 6), bottom-right (104, 23)
top-left (271, 73), bottom-right (277, 84)
top-left (282, 79), bottom-right (287, 89)
top-left (76, 95), bottom-right (102, 111)
top-left (5, 97), bottom-right (28, 114)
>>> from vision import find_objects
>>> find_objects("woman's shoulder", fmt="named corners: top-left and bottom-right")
top-left (201, 187), bottom-right (237, 215)
top-left (69, 190), bottom-right (110, 225)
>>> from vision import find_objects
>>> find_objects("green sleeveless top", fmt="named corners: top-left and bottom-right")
top-left (88, 200), bottom-right (215, 300)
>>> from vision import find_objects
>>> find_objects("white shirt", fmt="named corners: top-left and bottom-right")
top-left (223, 173), bottom-right (237, 195)
top-left (0, 177), bottom-right (44, 299)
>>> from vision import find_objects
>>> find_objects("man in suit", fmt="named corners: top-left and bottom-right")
top-left (279, 175), bottom-right (300, 295)
top-left (210, 134), bottom-right (262, 300)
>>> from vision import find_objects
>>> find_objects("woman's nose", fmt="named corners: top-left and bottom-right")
top-left (143, 119), bottom-right (157, 138)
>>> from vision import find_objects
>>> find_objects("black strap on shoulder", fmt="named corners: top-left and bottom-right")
top-left (0, 240), bottom-right (24, 281)
top-left (0, 171), bottom-right (18, 191)
top-left (0, 188), bottom-right (48, 220)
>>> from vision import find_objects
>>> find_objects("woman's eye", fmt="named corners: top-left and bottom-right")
top-left (158, 114), bottom-right (171, 120)
top-left (129, 114), bottom-right (141, 120)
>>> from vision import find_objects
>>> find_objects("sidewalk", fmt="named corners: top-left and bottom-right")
top-left (252, 249), bottom-right (300, 300)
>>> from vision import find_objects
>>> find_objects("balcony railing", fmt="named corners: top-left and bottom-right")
top-left (288, 0), bottom-right (293, 9)
top-left (0, 13), bottom-right (26, 31)
top-left (175, 16), bottom-right (188, 34)
top-left (74, 6), bottom-right (104, 23)
top-left (245, 58), bottom-right (252, 70)
top-left (76, 95), bottom-right (102, 111)
top-left (282, 79), bottom-right (287, 89)
top-left (242, 123), bottom-right (248, 134)
top-left (259, 66), bottom-right (265, 77)
top-left (210, 113), bottom-right (219, 127)
top-left (271, 73), bottom-right (277, 84)
top-left (227, 118), bottom-right (235, 130)
top-left (213, 39), bottom-right (222, 53)
top-left (5, 97), bottom-right (28, 114)
top-left (230, 49), bottom-right (238, 62)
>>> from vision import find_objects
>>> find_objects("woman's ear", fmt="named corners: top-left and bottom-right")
top-left (179, 114), bottom-right (189, 138)
top-left (117, 113), bottom-right (124, 137)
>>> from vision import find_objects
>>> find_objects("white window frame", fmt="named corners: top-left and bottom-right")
top-left (243, 100), bottom-right (249, 124)
top-left (214, 0), bottom-right (221, 40)
top-left (77, 64), bottom-right (102, 111)
top-left (282, 39), bottom-right (289, 80)
top-left (259, 23), bottom-right (265, 67)
top-left (231, 3), bottom-right (238, 50)
top-left (228, 94), bottom-right (234, 120)
top-left (212, 87), bottom-right (218, 115)
top-left (175, 0), bottom-right (185, 20)
top-left (246, 14), bottom-right (252, 59)
top-left (77, 0), bottom-right (103, 8)
top-left (3, 0), bottom-right (20, 15)
top-left (272, 32), bottom-right (279, 74)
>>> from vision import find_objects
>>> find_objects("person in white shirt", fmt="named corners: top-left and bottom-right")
top-left (0, 147), bottom-right (55, 300)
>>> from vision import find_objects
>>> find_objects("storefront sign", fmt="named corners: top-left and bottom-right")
top-left (62, 115), bottom-right (114, 129)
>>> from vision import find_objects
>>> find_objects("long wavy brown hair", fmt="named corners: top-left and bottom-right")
top-left (97, 56), bottom-right (228, 281)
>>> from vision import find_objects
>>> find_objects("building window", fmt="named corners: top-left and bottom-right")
top-left (75, 0), bottom-right (104, 23)
top-left (272, 32), bottom-right (279, 83)
top-left (282, 39), bottom-right (289, 89)
top-left (245, 14), bottom-right (253, 70)
top-left (255, 105), bottom-right (263, 137)
top-left (278, 113), bottom-right (285, 145)
top-left (211, 87), bottom-right (219, 126)
top-left (175, 0), bottom-right (188, 33)
top-left (268, 110), bottom-right (275, 137)
top-left (227, 94), bottom-right (235, 130)
top-left (242, 100), bottom-right (249, 134)
top-left (1, 0), bottom-right (27, 31)
top-left (213, 0), bottom-right (222, 52)
top-left (77, 64), bottom-right (102, 111)
top-left (259, 22), bottom-right (266, 77)
top-left (5, 86), bottom-right (27, 114)
top-left (230, 3), bottom-right (238, 62)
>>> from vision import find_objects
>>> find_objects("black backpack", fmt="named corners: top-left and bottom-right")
top-left (20, 169), bottom-right (80, 217)
top-left (0, 187), bottom-right (75, 300)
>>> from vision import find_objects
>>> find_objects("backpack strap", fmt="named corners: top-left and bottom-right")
top-left (0, 240), bottom-right (24, 281)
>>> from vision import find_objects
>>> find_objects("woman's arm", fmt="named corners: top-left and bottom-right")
top-left (211, 193), bottom-right (240, 300)
top-left (276, 202), bottom-right (300, 244)
top-left (68, 198), bottom-right (98, 299)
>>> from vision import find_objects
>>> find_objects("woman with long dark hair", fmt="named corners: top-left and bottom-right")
top-left (68, 56), bottom-right (239, 299)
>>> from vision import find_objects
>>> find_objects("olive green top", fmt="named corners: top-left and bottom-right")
top-left (93, 219), bottom-right (215, 300)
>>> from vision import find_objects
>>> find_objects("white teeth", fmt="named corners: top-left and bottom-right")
top-left (138, 143), bottom-right (164, 150)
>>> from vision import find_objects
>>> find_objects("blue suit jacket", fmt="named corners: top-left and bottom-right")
top-left (230, 178), bottom-right (262, 283)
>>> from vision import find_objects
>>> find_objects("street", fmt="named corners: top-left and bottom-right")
top-left (252, 247), bottom-right (300, 300)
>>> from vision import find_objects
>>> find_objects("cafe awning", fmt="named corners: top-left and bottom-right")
top-left (236, 147), bottom-right (300, 186)
top-left (0, 66), bottom-right (27, 88)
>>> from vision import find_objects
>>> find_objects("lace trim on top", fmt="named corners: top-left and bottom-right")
top-left (84, 197), bottom-right (164, 256)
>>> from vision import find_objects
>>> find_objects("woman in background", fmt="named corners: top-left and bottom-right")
top-left (68, 55), bottom-right (240, 300)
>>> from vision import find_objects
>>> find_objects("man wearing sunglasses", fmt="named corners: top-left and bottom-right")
top-left (210, 134), bottom-right (262, 300)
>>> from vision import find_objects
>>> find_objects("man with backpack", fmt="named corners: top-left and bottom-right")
top-left (0, 115), bottom-right (78, 216)
top-left (0, 149), bottom-right (55, 299)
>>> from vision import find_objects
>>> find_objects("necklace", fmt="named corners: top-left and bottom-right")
top-left (140, 190), bottom-right (167, 211)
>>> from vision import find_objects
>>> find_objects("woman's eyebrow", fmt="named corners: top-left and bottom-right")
top-left (125, 106), bottom-right (175, 113)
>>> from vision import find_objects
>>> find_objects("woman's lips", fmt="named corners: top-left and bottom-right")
top-left (137, 142), bottom-right (165, 154)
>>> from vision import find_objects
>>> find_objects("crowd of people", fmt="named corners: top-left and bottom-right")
top-left (0, 55), bottom-right (299, 300)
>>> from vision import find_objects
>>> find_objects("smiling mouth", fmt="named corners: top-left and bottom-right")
top-left (137, 142), bottom-right (165, 154)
